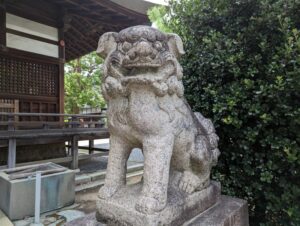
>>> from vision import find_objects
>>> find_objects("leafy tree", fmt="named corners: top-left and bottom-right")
top-left (64, 52), bottom-right (105, 114)
top-left (150, 1), bottom-right (300, 225)
top-left (147, 5), bottom-right (172, 32)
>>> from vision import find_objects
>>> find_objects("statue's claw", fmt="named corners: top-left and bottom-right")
top-left (179, 180), bottom-right (195, 194)
top-left (98, 184), bottom-right (120, 200)
top-left (179, 171), bottom-right (209, 194)
top-left (135, 196), bottom-right (166, 214)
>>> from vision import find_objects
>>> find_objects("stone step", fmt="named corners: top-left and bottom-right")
top-left (75, 169), bottom-right (144, 192)
top-left (75, 163), bottom-right (143, 185)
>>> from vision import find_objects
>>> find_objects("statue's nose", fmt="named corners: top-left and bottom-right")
top-left (136, 41), bottom-right (152, 57)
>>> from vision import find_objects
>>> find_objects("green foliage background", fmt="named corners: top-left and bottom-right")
top-left (64, 52), bottom-right (105, 114)
top-left (149, 0), bottom-right (300, 225)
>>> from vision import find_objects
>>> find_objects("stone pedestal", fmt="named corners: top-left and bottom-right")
top-left (185, 196), bottom-right (249, 226)
top-left (66, 195), bottom-right (248, 226)
top-left (96, 181), bottom-right (221, 226)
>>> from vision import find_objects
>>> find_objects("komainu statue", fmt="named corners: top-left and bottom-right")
top-left (96, 26), bottom-right (228, 226)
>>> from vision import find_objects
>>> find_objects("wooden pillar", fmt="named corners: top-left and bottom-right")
top-left (1, 2), bottom-right (14, 168)
top-left (71, 135), bottom-right (78, 169)
top-left (71, 116), bottom-right (79, 169)
top-left (0, 1), bottom-right (6, 48)
top-left (88, 140), bottom-right (94, 154)
top-left (88, 122), bottom-right (94, 154)
top-left (58, 14), bottom-right (65, 117)
top-left (67, 116), bottom-right (72, 156)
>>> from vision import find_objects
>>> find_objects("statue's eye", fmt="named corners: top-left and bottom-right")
top-left (122, 42), bottom-right (132, 52)
top-left (154, 41), bottom-right (162, 50)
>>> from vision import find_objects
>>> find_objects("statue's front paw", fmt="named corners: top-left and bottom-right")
top-left (98, 184), bottom-right (120, 200)
top-left (135, 196), bottom-right (166, 214)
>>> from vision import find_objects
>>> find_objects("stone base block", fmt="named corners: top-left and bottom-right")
top-left (96, 181), bottom-right (221, 226)
top-left (185, 196), bottom-right (249, 226)
top-left (66, 195), bottom-right (248, 226)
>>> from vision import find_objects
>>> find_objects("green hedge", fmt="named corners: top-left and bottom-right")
top-left (161, 0), bottom-right (300, 225)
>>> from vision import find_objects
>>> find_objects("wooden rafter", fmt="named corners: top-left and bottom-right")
top-left (51, 0), bottom-right (151, 60)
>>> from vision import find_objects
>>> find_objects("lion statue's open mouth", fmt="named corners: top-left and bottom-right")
top-left (96, 26), bottom-right (220, 215)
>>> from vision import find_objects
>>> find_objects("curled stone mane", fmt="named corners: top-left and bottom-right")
top-left (117, 26), bottom-right (168, 43)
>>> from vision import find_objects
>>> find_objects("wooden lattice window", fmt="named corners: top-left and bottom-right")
top-left (0, 55), bottom-right (59, 97)
top-left (0, 99), bottom-right (19, 123)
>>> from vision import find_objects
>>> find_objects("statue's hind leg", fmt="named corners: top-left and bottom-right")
top-left (178, 135), bottom-right (212, 193)
top-left (179, 165), bottom-right (211, 194)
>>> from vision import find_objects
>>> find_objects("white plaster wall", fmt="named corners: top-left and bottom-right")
top-left (6, 33), bottom-right (59, 58)
top-left (6, 13), bottom-right (58, 41)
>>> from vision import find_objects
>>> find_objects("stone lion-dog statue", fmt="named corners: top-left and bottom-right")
top-left (97, 26), bottom-right (220, 214)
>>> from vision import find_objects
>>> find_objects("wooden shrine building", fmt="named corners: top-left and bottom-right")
top-left (0, 0), bottom-right (154, 167)
top-left (0, 0), bottom-right (152, 115)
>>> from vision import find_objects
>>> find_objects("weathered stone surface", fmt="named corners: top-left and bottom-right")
top-left (185, 196), bottom-right (249, 226)
top-left (96, 181), bottom-right (220, 226)
top-left (67, 195), bottom-right (248, 226)
top-left (96, 25), bottom-right (220, 216)
top-left (93, 25), bottom-right (248, 225)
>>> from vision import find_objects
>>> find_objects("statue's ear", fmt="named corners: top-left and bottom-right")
top-left (96, 32), bottom-right (118, 58)
top-left (167, 33), bottom-right (185, 59)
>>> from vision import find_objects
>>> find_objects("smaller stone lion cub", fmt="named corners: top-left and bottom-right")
top-left (97, 26), bottom-right (220, 214)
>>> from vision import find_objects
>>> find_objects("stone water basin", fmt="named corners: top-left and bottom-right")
top-left (0, 162), bottom-right (75, 221)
